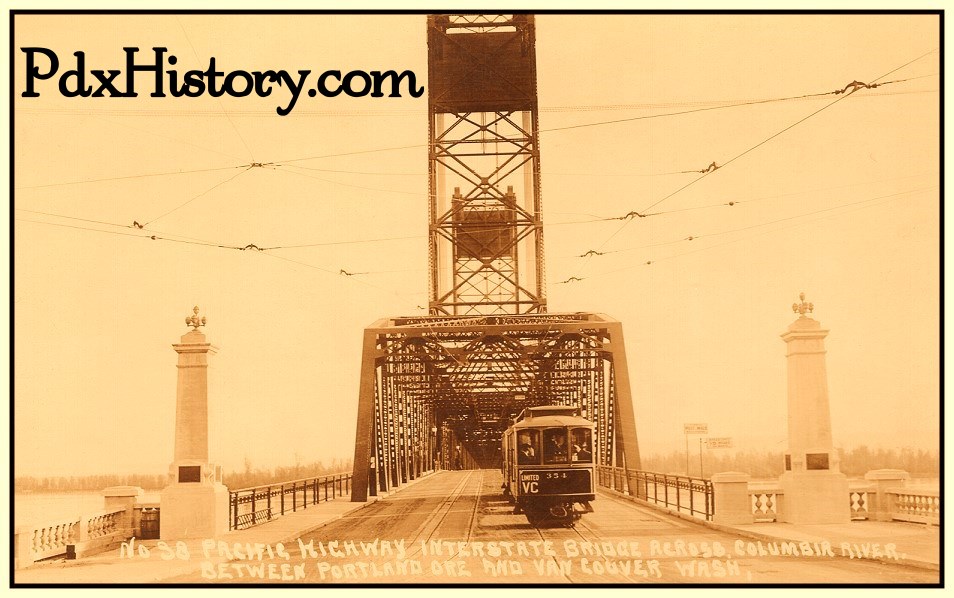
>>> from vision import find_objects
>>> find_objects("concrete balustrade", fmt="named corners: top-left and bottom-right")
top-left (860, 469), bottom-right (939, 525)
top-left (15, 486), bottom-right (148, 569)
top-left (737, 469), bottom-right (938, 527)
top-left (863, 469), bottom-right (909, 522)
top-left (15, 507), bottom-right (126, 569)
top-left (711, 472), bottom-right (752, 524)
top-left (103, 486), bottom-right (144, 537)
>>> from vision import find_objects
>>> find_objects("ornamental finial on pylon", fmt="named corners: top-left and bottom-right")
top-left (792, 292), bottom-right (814, 318)
top-left (185, 306), bottom-right (207, 330)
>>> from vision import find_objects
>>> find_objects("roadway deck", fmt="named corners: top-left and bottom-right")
top-left (14, 470), bottom-right (940, 585)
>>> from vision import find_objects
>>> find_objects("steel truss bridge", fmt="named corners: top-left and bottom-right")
top-left (350, 15), bottom-right (641, 501)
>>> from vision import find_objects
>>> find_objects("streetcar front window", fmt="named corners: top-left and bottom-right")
top-left (571, 428), bottom-right (593, 463)
top-left (517, 430), bottom-right (540, 464)
top-left (543, 428), bottom-right (569, 464)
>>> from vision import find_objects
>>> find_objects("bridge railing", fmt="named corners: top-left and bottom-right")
top-left (229, 472), bottom-right (352, 531)
top-left (888, 487), bottom-right (940, 525)
top-left (748, 471), bottom-right (938, 525)
top-left (596, 466), bottom-right (714, 521)
top-left (15, 506), bottom-right (127, 568)
top-left (749, 481), bottom-right (872, 522)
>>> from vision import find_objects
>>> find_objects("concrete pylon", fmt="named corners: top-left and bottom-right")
top-left (160, 306), bottom-right (229, 539)
top-left (778, 293), bottom-right (849, 524)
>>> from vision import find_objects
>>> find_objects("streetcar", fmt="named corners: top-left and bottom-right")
top-left (501, 405), bottom-right (596, 527)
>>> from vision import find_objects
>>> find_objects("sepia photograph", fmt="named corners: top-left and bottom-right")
top-left (10, 8), bottom-right (942, 587)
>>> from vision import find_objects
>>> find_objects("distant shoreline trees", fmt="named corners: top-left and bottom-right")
top-left (14, 446), bottom-right (937, 493)
top-left (14, 457), bottom-right (354, 493)
top-left (641, 446), bottom-right (939, 479)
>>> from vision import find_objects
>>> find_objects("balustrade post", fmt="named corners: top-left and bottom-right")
top-left (711, 472), bottom-right (752, 524)
top-left (76, 516), bottom-right (90, 544)
top-left (864, 469), bottom-right (909, 522)
top-left (102, 486), bottom-right (142, 538)
top-left (231, 493), bottom-right (238, 530)
top-left (252, 491), bottom-right (257, 525)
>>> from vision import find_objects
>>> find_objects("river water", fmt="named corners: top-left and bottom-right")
top-left (14, 492), bottom-right (160, 529)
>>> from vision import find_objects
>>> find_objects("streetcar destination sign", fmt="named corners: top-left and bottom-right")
top-left (683, 423), bottom-right (708, 434)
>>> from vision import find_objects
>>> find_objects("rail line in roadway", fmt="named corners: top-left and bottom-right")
top-left (173, 470), bottom-right (938, 584)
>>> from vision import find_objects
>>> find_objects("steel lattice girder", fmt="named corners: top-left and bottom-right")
top-left (427, 14), bottom-right (546, 316)
top-left (350, 312), bottom-right (641, 501)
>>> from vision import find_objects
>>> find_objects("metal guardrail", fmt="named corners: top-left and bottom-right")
top-left (228, 473), bottom-right (352, 531)
top-left (596, 466), bottom-right (714, 521)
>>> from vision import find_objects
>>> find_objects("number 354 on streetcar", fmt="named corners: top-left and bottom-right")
top-left (501, 405), bottom-right (596, 527)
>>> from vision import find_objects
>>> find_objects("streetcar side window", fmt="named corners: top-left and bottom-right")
top-left (571, 428), bottom-right (593, 463)
top-left (517, 430), bottom-right (540, 464)
top-left (543, 428), bottom-right (569, 464)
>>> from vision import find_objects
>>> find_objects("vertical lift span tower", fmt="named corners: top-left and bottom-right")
top-left (351, 14), bottom-right (640, 501)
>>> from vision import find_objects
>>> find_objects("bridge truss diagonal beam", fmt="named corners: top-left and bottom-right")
top-left (350, 313), bottom-right (641, 501)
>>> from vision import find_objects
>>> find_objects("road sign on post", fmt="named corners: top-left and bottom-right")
top-left (683, 423), bottom-right (708, 475)
top-left (706, 437), bottom-right (734, 449)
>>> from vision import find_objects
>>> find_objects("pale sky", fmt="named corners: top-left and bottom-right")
top-left (10, 12), bottom-right (941, 477)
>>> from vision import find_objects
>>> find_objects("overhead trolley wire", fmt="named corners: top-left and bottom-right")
top-left (553, 184), bottom-right (936, 284)
top-left (16, 74), bottom-right (934, 193)
top-left (15, 208), bottom-right (224, 246)
top-left (266, 164), bottom-right (426, 197)
top-left (264, 74), bottom-right (932, 167)
top-left (540, 75), bottom-right (933, 134)
top-left (586, 186), bottom-right (937, 280)
top-left (142, 166), bottom-right (252, 226)
top-left (15, 218), bottom-right (246, 251)
top-left (175, 16), bottom-right (257, 163)
top-left (15, 164), bottom-right (245, 190)
top-left (17, 75), bottom-right (933, 120)
top-left (18, 180), bottom-right (936, 297)
top-left (561, 48), bottom-right (939, 278)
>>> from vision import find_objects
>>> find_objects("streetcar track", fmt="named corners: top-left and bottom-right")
top-left (400, 470), bottom-right (478, 561)
top-left (436, 469), bottom-right (484, 565)
top-left (533, 526), bottom-right (577, 583)
top-left (571, 516), bottom-right (647, 583)
top-left (340, 509), bottom-right (476, 519)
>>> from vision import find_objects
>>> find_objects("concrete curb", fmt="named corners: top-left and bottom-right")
top-left (598, 487), bottom-right (939, 572)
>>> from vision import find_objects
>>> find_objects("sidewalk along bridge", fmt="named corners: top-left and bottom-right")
top-left (159, 471), bottom-right (935, 585)
top-left (349, 15), bottom-right (641, 502)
